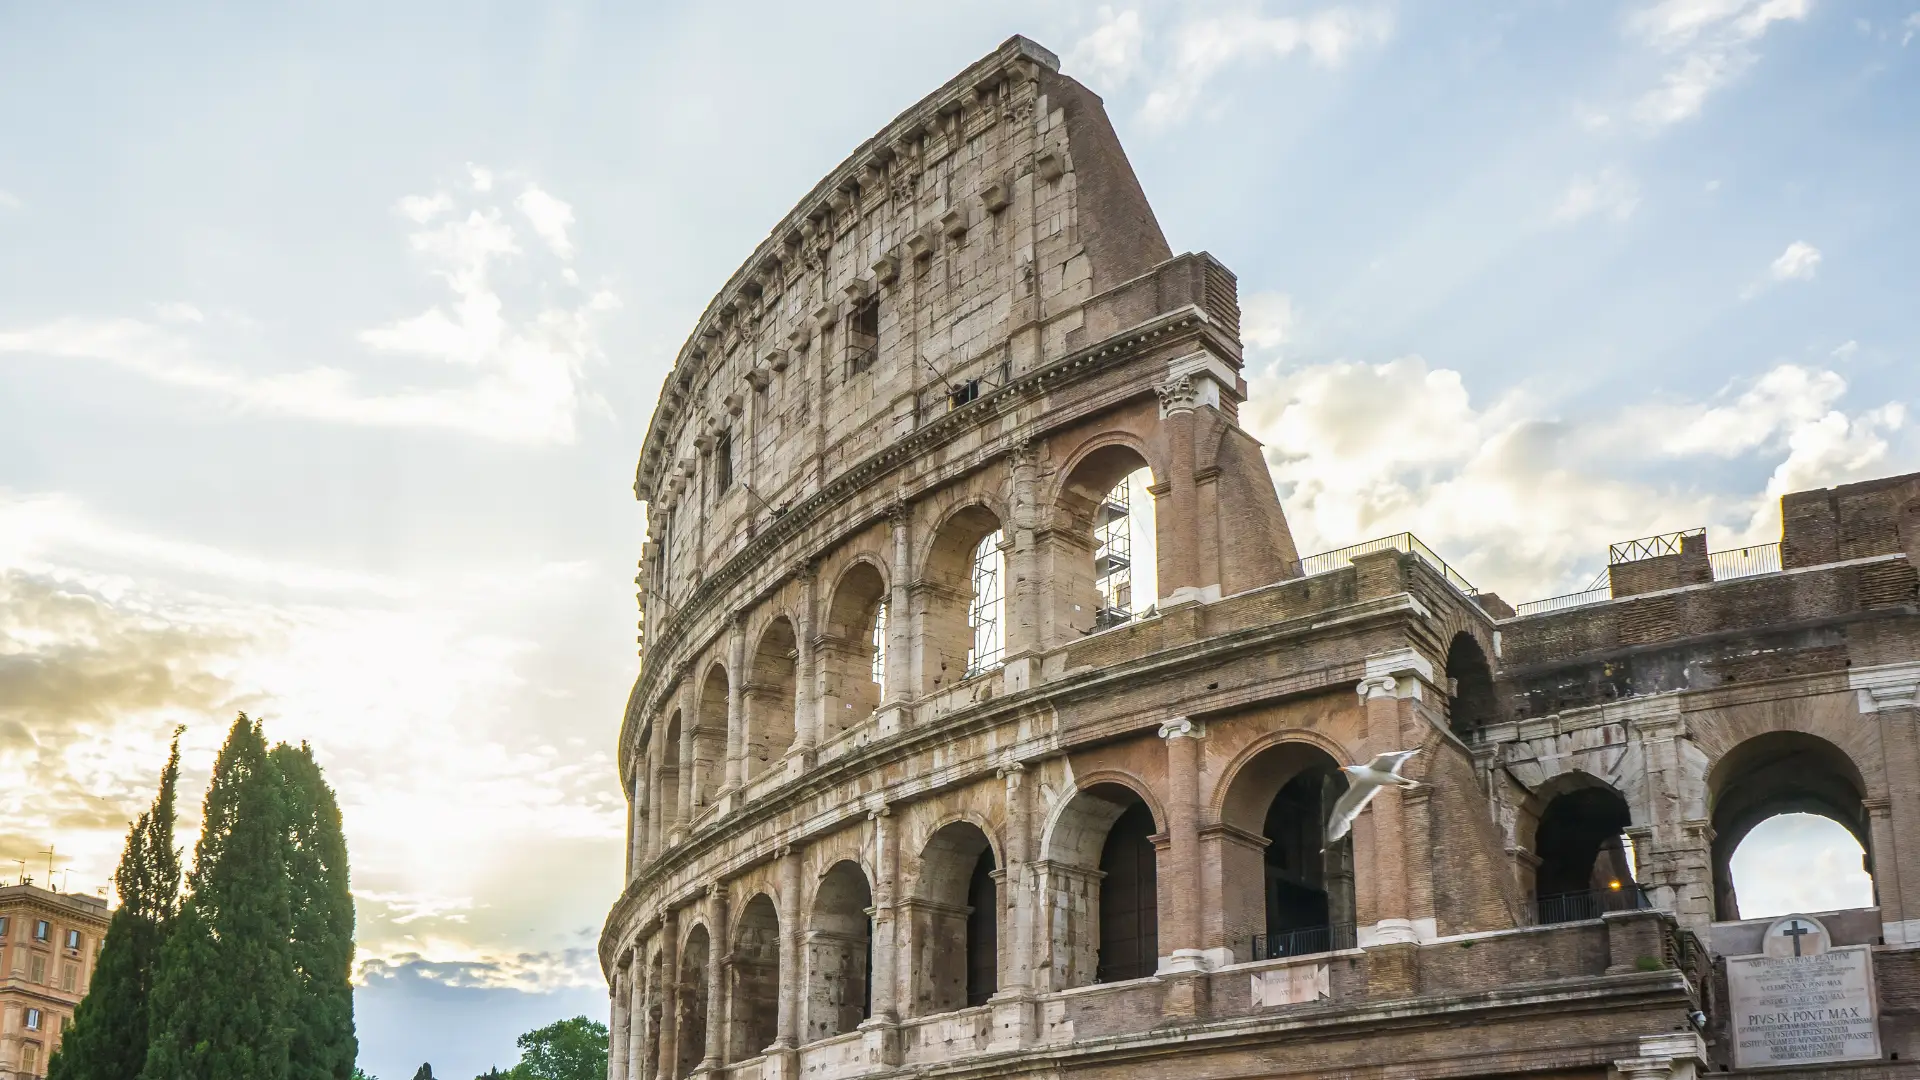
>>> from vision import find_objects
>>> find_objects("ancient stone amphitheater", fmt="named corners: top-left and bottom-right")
top-left (603, 35), bottom-right (1920, 1080)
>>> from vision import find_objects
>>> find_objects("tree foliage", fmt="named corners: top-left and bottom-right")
top-left (47, 731), bottom-right (184, 1080)
top-left (503, 1017), bottom-right (610, 1080)
top-left (276, 742), bottom-right (358, 1079)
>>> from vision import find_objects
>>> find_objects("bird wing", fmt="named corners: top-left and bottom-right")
top-left (1364, 749), bottom-right (1420, 775)
top-left (1325, 782), bottom-right (1381, 843)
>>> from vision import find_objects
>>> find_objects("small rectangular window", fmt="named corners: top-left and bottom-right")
top-left (61, 962), bottom-right (77, 992)
top-left (26, 1006), bottom-right (42, 1030)
top-left (33, 919), bottom-right (50, 941)
top-left (949, 379), bottom-right (981, 410)
top-left (22, 1045), bottom-right (39, 1073)
top-left (64, 928), bottom-right (80, 950)
top-left (714, 433), bottom-right (733, 492)
top-left (0, 916), bottom-right (9, 936)
top-left (30, 953), bottom-right (47, 983)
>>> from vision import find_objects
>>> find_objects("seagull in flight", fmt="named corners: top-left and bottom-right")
top-left (1326, 750), bottom-right (1422, 844)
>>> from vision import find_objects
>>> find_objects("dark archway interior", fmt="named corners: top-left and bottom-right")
top-left (1263, 768), bottom-right (1351, 951)
top-left (965, 847), bottom-right (998, 1006)
top-left (1534, 785), bottom-right (1635, 913)
top-left (1446, 632), bottom-right (1498, 736)
top-left (1710, 732), bottom-right (1872, 921)
top-left (730, 894), bottom-right (781, 1060)
top-left (1097, 797), bottom-right (1159, 983)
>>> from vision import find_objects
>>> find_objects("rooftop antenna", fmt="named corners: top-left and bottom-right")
top-left (39, 845), bottom-right (66, 891)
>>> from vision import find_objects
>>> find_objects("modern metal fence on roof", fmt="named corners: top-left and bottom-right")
top-left (1708, 542), bottom-right (1781, 581)
top-left (1608, 527), bottom-right (1706, 565)
top-left (1292, 532), bottom-right (1478, 597)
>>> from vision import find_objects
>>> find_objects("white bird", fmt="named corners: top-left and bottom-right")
top-left (1325, 750), bottom-right (1422, 844)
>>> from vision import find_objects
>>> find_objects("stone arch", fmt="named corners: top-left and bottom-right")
top-left (1709, 731), bottom-right (1873, 921)
top-left (1214, 738), bottom-right (1355, 960)
top-left (915, 500), bottom-right (1007, 692)
top-left (661, 709), bottom-right (685, 838)
top-left (1047, 436), bottom-right (1160, 639)
top-left (820, 560), bottom-right (888, 739)
top-left (678, 922), bottom-right (712, 1078)
top-left (744, 615), bottom-right (798, 780)
top-left (1040, 779), bottom-right (1161, 989)
top-left (692, 662), bottom-right (729, 813)
top-left (1519, 772), bottom-right (1638, 923)
top-left (805, 860), bottom-right (874, 1041)
top-left (1444, 632), bottom-right (1497, 737)
top-left (729, 893), bottom-right (781, 1061)
top-left (905, 820), bottom-right (1000, 1016)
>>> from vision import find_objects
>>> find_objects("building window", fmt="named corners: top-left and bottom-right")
top-left (847, 299), bottom-right (879, 376)
top-left (870, 600), bottom-right (888, 688)
top-left (966, 530), bottom-right (1005, 676)
top-left (30, 953), bottom-right (47, 983)
top-left (26, 1006), bottom-right (42, 1030)
top-left (715, 432), bottom-right (733, 492)
top-left (0, 915), bottom-right (9, 936)
top-left (949, 378), bottom-right (981, 410)
top-left (64, 929), bottom-right (80, 950)
top-left (33, 919), bottom-right (50, 941)
top-left (61, 962), bottom-right (77, 992)
top-left (22, 1045), bottom-right (39, 1074)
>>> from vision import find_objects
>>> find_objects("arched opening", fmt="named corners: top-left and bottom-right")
top-left (1729, 814), bottom-right (1874, 919)
top-left (906, 822), bottom-right (999, 1016)
top-left (918, 505), bottom-right (1005, 692)
top-left (805, 861), bottom-right (873, 1042)
top-left (1530, 781), bottom-right (1639, 924)
top-left (1445, 632), bottom-right (1497, 737)
top-left (820, 563), bottom-right (886, 740)
top-left (1217, 742), bottom-right (1356, 960)
top-left (678, 925), bottom-right (711, 1079)
top-left (729, 894), bottom-right (781, 1060)
top-left (744, 618), bottom-right (798, 781)
top-left (1710, 732), bottom-right (1873, 921)
top-left (693, 665), bottom-right (729, 812)
top-left (1054, 444), bottom-right (1160, 636)
top-left (661, 711), bottom-right (684, 838)
top-left (1098, 798), bottom-right (1159, 982)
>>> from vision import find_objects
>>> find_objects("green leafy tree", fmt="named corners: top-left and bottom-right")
top-left (352, 1071), bottom-right (379, 1080)
top-left (144, 714), bottom-right (298, 1080)
top-left (46, 731), bottom-right (184, 1080)
top-left (505, 1017), bottom-right (609, 1080)
top-left (274, 742), bottom-right (358, 1080)
top-left (411, 1067), bottom-right (435, 1080)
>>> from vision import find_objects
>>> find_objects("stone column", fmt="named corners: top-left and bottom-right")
top-left (989, 762), bottom-right (1038, 1050)
top-left (630, 946), bottom-right (647, 1080)
top-left (658, 908), bottom-right (681, 1080)
top-left (630, 765), bottom-right (649, 877)
top-left (724, 618), bottom-right (746, 798)
top-left (792, 565), bottom-right (819, 758)
top-left (679, 678), bottom-right (697, 836)
top-left (775, 847), bottom-right (803, 1050)
top-left (1158, 717), bottom-right (1208, 974)
top-left (1002, 439), bottom-right (1043, 672)
top-left (701, 887), bottom-right (730, 1071)
top-left (1611, 1032), bottom-right (1709, 1080)
top-left (1154, 385), bottom-right (1200, 605)
top-left (861, 806), bottom-right (903, 1068)
top-left (647, 739), bottom-right (665, 862)
top-left (884, 500), bottom-right (912, 705)
top-left (1855, 662), bottom-right (1920, 944)
top-left (611, 966), bottom-right (631, 1080)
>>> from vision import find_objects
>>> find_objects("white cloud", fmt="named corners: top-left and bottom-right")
top-left (1139, 7), bottom-right (1393, 126)
top-left (1903, 11), bottom-right (1920, 46)
top-left (1241, 291), bottom-right (1295, 352)
top-left (1831, 339), bottom-right (1858, 360)
top-left (1068, 7), bottom-right (1146, 88)
top-left (467, 164), bottom-right (494, 193)
top-left (0, 189), bottom-right (21, 212)
top-left (0, 171), bottom-right (618, 445)
top-left (1769, 239), bottom-right (1822, 281)
top-left (1553, 167), bottom-right (1642, 224)
top-left (1627, 0), bottom-right (1810, 126)
top-left (514, 185), bottom-right (576, 260)
top-left (1244, 352), bottom-right (1911, 601)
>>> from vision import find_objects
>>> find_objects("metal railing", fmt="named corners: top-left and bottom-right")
top-left (1609, 528), bottom-right (1705, 565)
top-left (1513, 587), bottom-right (1611, 617)
top-left (1708, 542), bottom-right (1781, 581)
top-left (1536, 884), bottom-right (1651, 925)
top-left (1292, 533), bottom-right (1477, 597)
top-left (1247, 923), bottom-right (1357, 961)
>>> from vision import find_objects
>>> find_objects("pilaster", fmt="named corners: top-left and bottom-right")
top-left (1157, 716), bottom-right (1209, 976)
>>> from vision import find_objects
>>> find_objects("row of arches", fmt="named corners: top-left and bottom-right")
top-left (638, 455), bottom-right (1158, 839)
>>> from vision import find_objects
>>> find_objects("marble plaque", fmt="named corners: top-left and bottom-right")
top-left (1728, 943), bottom-right (1880, 1068)
top-left (1250, 961), bottom-right (1330, 1007)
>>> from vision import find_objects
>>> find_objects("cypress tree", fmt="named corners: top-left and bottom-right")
top-left (46, 731), bottom-right (184, 1080)
top-left (273, 741), bottom-right (358, 1079)
top-left (144, 714), bottom-right (297, 1080)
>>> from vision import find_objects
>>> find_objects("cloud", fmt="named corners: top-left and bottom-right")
top-left (1627, 0), bottom-right (1809, 126)
top-left (1244, 353), bottom-right (1912, 601)
top-left (1068, 7), bottom-right (1146, 88)
top-left (1905, 12), bottom-right (1920, 46)
top-left (1553, 167), bottom-right (1642, 224)
top-left (1831, 339), bottom-right (1858, 360)
top-left (1139, 7), bottom-right (1393, 126)
top-left (150, 302), bottom-right (205, 324)
top-left (514, 185), bottom-right (576, 260)
top-left (0, 171), bottom-right (619, 445)
top-left (1729, 814), bottom-right (1874, 917)
top-left (1769, 239), bottom-right (1822, 281)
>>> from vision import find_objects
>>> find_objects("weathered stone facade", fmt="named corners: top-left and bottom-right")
top-left (603, 36), bottom-right (1920, 1080)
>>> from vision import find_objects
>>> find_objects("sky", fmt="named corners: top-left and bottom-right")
top-left (0, 1), bottom-right (1913, 1075)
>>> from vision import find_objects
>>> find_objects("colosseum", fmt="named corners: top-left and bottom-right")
top-left (602, 35), bottom-right (1920, 1080)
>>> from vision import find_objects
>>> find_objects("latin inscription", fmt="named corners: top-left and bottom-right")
top-left (1727, 945), bottom-right (1879, 1068)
